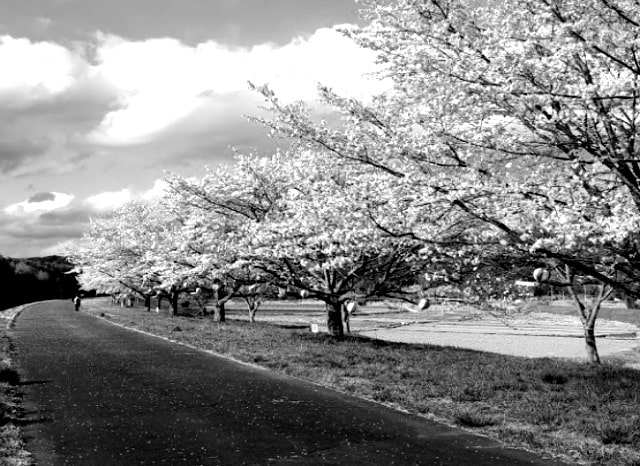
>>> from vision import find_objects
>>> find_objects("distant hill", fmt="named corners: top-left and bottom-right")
top-left (0, 255), bottom-right (80, 311)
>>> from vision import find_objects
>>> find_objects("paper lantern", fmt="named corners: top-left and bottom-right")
top-left (533, 268), bottom-right (550, 283)
top-left (418, 298), bottom-right (430, 310)
top-left (278, 288), bottom-right (287, 298)
top-left (300, 290), bottom-right (309, 298)
top-left (346, 302), bottom-right (357, 314)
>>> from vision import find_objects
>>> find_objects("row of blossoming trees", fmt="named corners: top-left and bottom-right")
top-left (68, 152), bottom-right (434, 336)
top-left (69, 0), bottom-right (640, 363)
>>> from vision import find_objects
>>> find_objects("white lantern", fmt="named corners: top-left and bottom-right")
top-left (533, 268), bottom-right (550, 283)
top-left (418, 298), bottom-right (430, 310)
top-left (300, 289), bottom-right (309, 298)
top-left (346, 302), bottom-right (357, 314)
top-left (278, 288), bottom-right (287, 298)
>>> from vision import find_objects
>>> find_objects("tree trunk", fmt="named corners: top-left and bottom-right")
top-left (246, 297), bottom-right (260, 323)
top-left (214, 302), bottom-right (226, 322)
top-left (343, 303), bottom-right (350, 334)
top-left (171, 291), bottom-right (179, 316)
top-left (625, 295), bottom-right (636, 310)
top-left (326, 302), bottom-right (344, 338)
top-left (584, 322), bottom-right (601, 364)
top-left (563, 266), bottom-right (606, 365)
top-left (156, 295), bottom-right (163, 313)
top-left (144, 295), bottom-right (151, 312)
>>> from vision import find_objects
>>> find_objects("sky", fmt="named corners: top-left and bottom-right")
top-left (0, 0), bottom-right (386, 257)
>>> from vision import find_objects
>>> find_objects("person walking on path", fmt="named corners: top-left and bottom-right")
top-left (72, 295), bottom-right (81, 312)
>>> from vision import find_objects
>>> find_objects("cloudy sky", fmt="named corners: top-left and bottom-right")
top-left (0, 0), bottom-right (386, 257)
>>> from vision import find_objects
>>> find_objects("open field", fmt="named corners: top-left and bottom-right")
top-left (221, 298), bottom-right (640, 363)
top-left (84, 297), bottom-right (640, 465)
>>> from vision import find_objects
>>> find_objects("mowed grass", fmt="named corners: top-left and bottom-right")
top-left (85, 298), bottom-right (640, 466)
top-left (0, 306), bottom-right (33, 466)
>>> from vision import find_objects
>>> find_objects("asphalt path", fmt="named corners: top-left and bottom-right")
top-left (12, 302), bottom-right (565, 465)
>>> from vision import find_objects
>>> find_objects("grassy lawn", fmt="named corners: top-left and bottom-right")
top-left (85, 298), bottom-right (640, 465)
top-left (0, 306), bottom-right (33, 466)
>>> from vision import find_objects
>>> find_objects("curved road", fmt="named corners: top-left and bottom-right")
top-left (12, 302), bottom-right (564, 465)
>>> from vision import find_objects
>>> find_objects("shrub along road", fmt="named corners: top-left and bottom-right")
top-left (11, 302), bottom-right (563, 465)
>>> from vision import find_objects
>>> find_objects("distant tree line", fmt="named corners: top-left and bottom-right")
top-left (0, 255), bottom-right (80, 311)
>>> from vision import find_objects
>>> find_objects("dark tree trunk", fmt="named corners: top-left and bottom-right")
top-left (326, 302), bottom-right (344, 338)
top-left (625, 295), bottom-right (637, 310)
top-left (157, 295), bottom-right (163, 312)
top-left (171, 291), bottom-right (179, 316)
top-left (214, 302), bottom-right (226, 322)
top-left (584, 323), bottom-right (601, 364)
top-left (213, 284), bottom-right (229, 322)
top-left (144, 295), bottom-right (151, 312)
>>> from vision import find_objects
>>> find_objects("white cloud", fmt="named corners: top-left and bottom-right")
top-left (0, 36), bottom-right (83, 103)
top-left (85, 188), bottom-right (131, 210)
top-left (87, 26), bottom-right (387, 145)
top-left (0, 183), bottom-right (162, 257)
top-left (4, 192), bottom-right (74, 214)
top-left (0, 28), bottom-right (387, 151)
top-left (141, 179), bottom-right (168, 200)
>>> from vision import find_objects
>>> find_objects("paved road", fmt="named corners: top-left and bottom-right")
top-left (12, 302), bottom-right (564, 465)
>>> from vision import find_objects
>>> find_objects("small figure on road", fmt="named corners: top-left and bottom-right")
top-left (73, 295), bottom-right (81, 312)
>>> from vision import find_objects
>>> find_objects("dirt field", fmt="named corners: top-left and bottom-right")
top-left (224, 299), bottom-right (640, 363)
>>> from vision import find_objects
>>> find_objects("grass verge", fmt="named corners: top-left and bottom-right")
top-left (86, 298), bottom-right (640, 466)
top-left (0, 306), bottom-right (32, 466)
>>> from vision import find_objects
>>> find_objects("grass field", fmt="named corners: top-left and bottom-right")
top-left (85, 297), bottom-right (640, 466)
top-left (0, 305), bottom-right (33, 466)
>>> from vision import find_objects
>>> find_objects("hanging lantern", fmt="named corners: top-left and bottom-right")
top-left (278, 287), bottom-right (287, 298)
top-left (533, 268), bottom-right (550, 283)
top-left (424, 273), bottom-right (431, 282)
top-left (346, 302), bottom-right (357, 314)
top-left (418, 298), bottom-right (430, 310)
top-left (300, 289), bottom-right (309, 298)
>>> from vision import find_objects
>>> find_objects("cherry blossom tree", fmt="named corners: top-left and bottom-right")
top-left (67, 200), bottom-right (189, 315)
top-left (164, 150), bottom-right (430, 336)
top-left (161, 152), bottom-right (295, 322)
top-left (230, 151), bottom-right (430, 337)
top-left (251, 0), bottom-right (640, 362)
